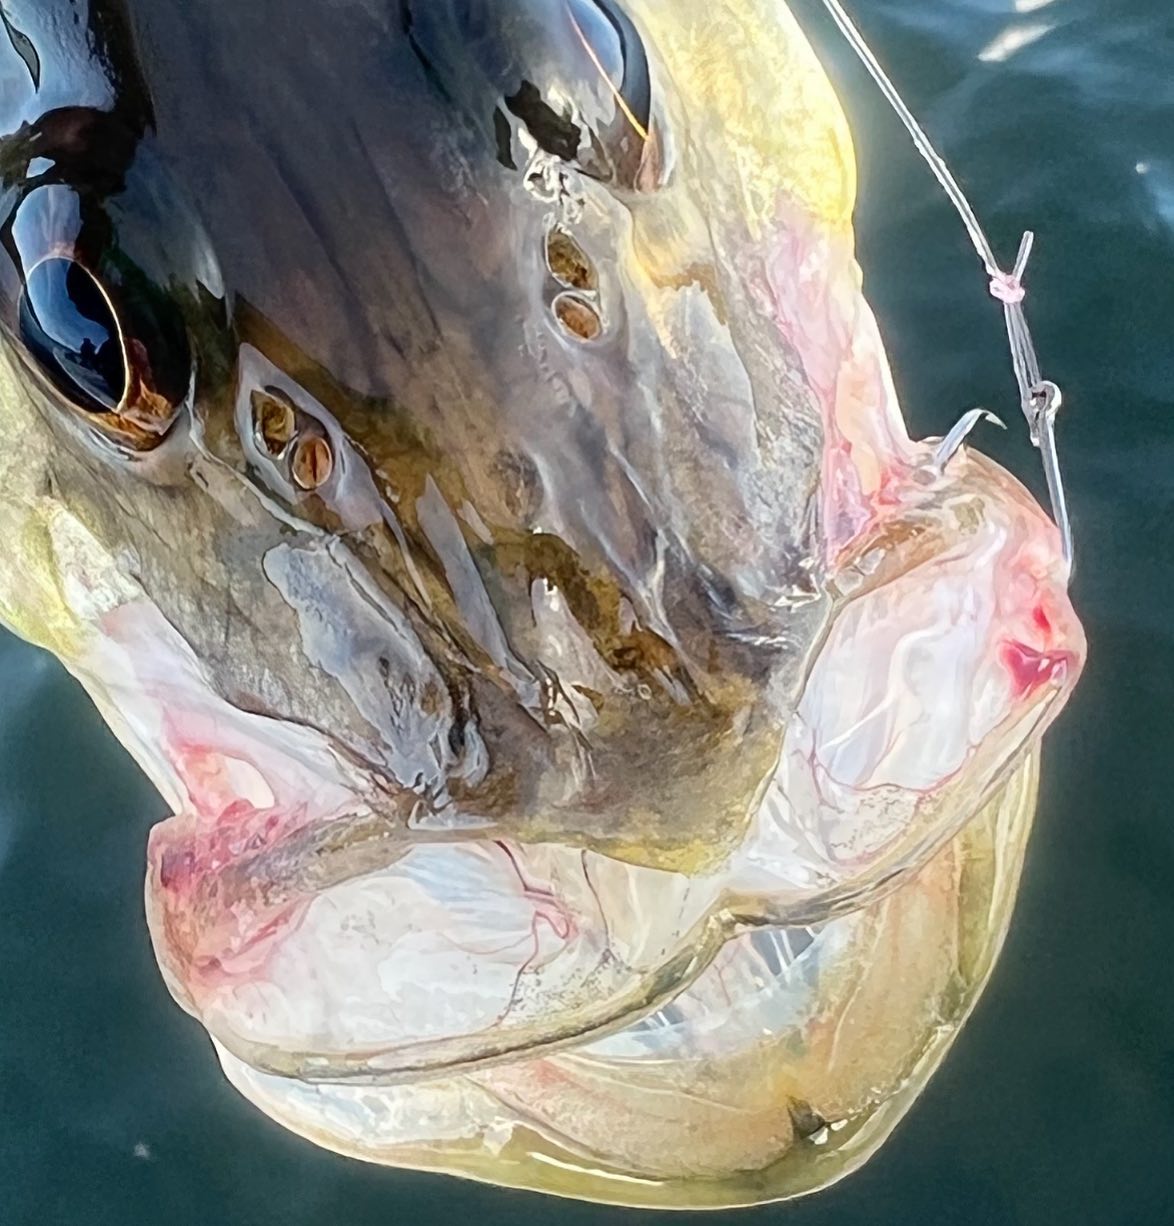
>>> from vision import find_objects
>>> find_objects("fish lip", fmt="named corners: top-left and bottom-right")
top-left (718, 442), bottom-right (1085, 919)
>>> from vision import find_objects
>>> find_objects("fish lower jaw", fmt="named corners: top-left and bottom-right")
top-left (133, 447), bottom-right (1081, 1086)
top-left (66, 415), bottom-right (1082, 1198)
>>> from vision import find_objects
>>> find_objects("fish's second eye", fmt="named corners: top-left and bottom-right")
top-left (565, 0), bottom-right (651, 144)
top-left (19, 257), bottom-right (127, 415)
top-left (411, 0), bottom-right (661, 190)
top-left (500, 0), bottom-right (654, 189)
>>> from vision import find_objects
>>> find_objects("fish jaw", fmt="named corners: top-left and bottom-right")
top-left (709, 187), bottom-right (1084, 918)
top-left (730, 444), bottom-right (1083, 919)
top-left (51, 409), bottom-right (1082, 1088)
top-left (210, 757), bottom-right (1039, 1210)
top-left (23, 528), bottom-right (1055, 1203)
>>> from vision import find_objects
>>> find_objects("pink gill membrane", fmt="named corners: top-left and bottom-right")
top-left (67, 196), bottom-right (1083, 1185)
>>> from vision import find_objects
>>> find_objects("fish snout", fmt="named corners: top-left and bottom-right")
top-left (994, 533), bottom-right (1084, 706)
top-left (726, 447), bottom-right (1084, 920)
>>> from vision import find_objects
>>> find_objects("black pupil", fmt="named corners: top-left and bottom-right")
top-left (19, 257), bottom-right (126, 413)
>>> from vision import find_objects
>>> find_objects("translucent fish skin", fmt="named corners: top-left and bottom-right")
top-left (0, 0), bottom-right (1083, 1207)
top-left (216, 758), bottom-right (1037, 1209)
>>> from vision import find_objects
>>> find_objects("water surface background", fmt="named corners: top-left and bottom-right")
top-left (2, 1), bottom-right (1172, 1222)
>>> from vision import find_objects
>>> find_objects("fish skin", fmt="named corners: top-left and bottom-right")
top-left (0, 0), bottom-right (1083, 1205)
top-left (213, 756), bottom-right (1039, 1209)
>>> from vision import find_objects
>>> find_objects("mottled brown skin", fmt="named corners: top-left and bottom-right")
top-left (0, 0), bottom-right (834, 868)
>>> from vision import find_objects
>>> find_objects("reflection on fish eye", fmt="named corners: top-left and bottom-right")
top-left (567, 0), bottom-right (653, 186)
top-left (567, 0), bottom-right (624, 90)
top-left (15, 248), bottom-right (191, 452)
top-left (565, 0), bottom-right (651, 137)
top-left (19, 257), bottom-right (126, 415)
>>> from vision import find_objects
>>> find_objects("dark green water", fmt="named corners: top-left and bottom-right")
top-left (2, 2), bottom-right (1171, 1222)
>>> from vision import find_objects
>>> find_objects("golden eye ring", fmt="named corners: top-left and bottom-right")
top-left (18, 252), bottom-right (189, 452)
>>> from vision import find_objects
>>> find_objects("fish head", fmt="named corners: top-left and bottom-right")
top-left (0, 0), bottom-right (869, 870)
top-left (0, 0), bottom-right (1084, 1196)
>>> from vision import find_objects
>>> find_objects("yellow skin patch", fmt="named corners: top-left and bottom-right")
top-left (637, 0), bottom-right (856, 231)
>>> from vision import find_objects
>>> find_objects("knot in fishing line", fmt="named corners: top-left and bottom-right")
top-left (989, 272), bottom-right (1026, 305)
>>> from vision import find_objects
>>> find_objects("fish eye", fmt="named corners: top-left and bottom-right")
top-left (19, 257), bottom-right (127, 415)
top-left (501, 0), bottom-right (654, 188)
top-left (564, 0), bottom-right (652, 170)
top-left (17, 253), bottom-right (191, 451)
top-left (411, 0), bottom-right (658, 189)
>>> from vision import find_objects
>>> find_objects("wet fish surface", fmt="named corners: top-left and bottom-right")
top-left (0, 0), bottom-right (1083, 1208)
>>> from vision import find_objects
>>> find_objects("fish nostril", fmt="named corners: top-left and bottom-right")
top-left (291, 432), bottom-right (334, 491)
top-left (553, 291), bottom-right (602, 341)
top-left (251, 388), bottom-right (297, 457)
top-left (546, 225), bottom-right (598, 292)
top-left (247, 381), bottom-right (336, 494)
